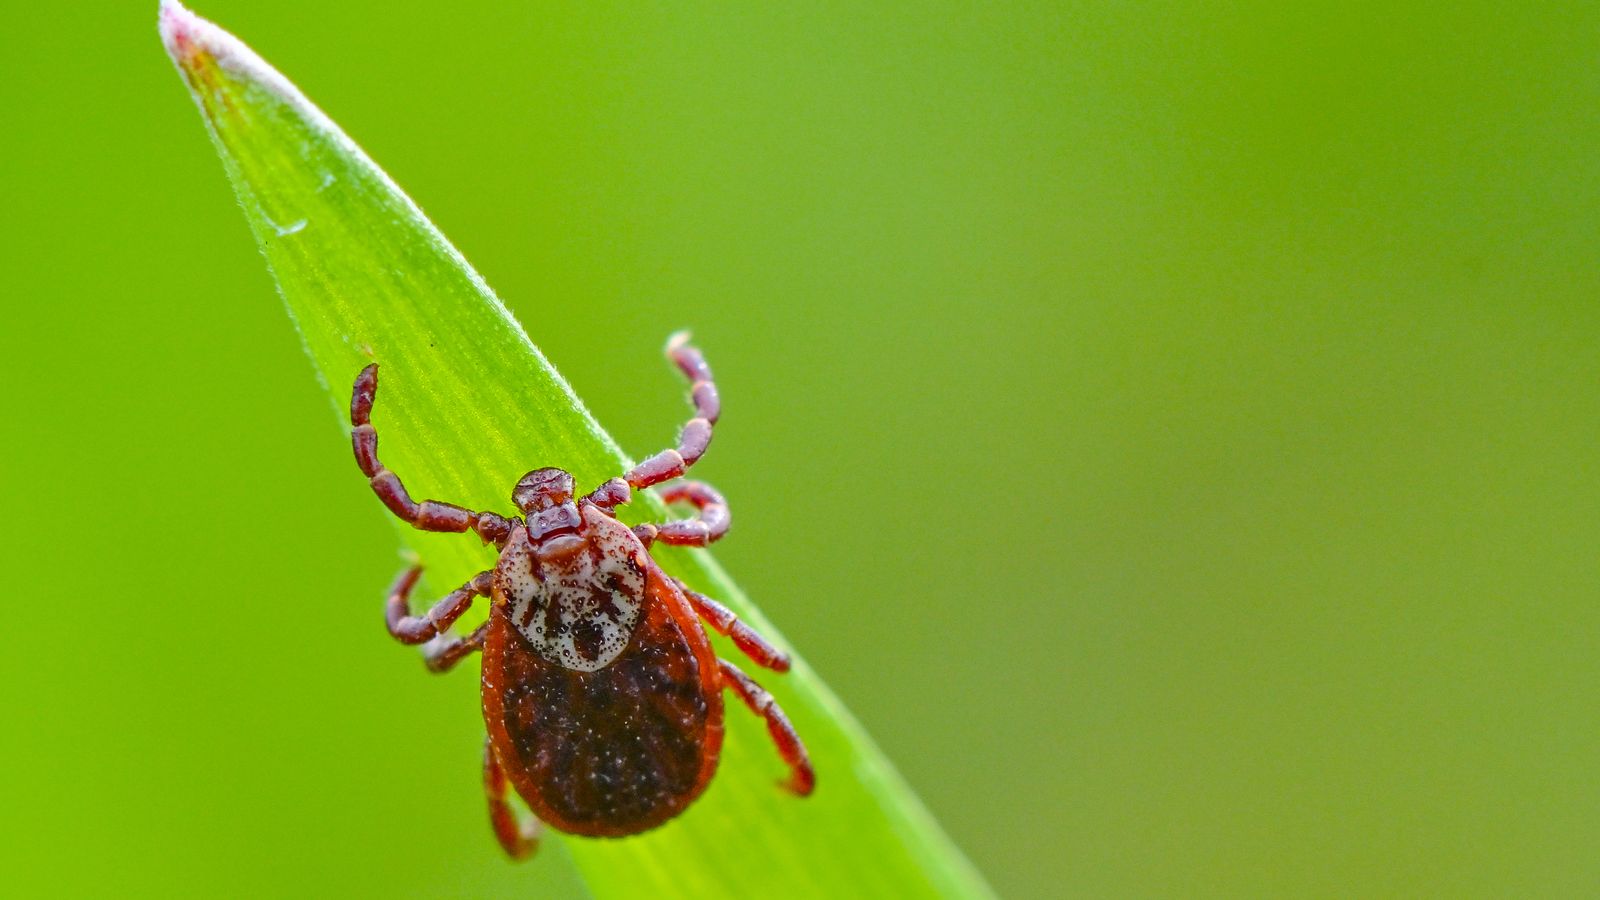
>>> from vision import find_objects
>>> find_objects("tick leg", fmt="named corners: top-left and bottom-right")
top-left (648, 480), bottom-right (731, 547)
top-left (719, 659), bottom-right (814, 796)
top-left (679, 581), bottom-right (789, 672)
top-left (422, 621), bottom-right (489, 673)
top-left (484, 738), bottom-right (542, 860)
top-left (351, 365), bottom-right (513, 547)
top-left (385, 565), bottom-right (493, 646)
top-left (581, 476), bottom-right (632, 512)
top-left (624, 332), bottom-right (721, 490)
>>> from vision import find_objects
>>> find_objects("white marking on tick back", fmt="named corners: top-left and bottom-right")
top-left (498, 510), bottom-right (645, 672)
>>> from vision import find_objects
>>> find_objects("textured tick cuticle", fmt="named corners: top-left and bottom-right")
top-left (353, 332), bottom-right (813, 857)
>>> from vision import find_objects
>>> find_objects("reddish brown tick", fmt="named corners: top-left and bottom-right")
top-left (350, 333), bottom-right (813, 857)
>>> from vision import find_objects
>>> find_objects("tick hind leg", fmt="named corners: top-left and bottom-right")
top-left (351, 365), bottom-right (512, 546)
top-left (484, 739), bottom-right (543, 860)
top-left (719, 659), bottom-right (815, 796)
top-left (624, 333), bottom-right (721, 490)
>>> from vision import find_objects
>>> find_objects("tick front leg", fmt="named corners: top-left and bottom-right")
top-left (624, 333), bottom-right (720, 490)
top-left (351, 365), bottom-right (513, 546)
top-left (484, 739), bottom-right (543, 860)
top-left (385, 565), bottom-right (493, 646)
top-left (678, 581), bottom-right (789, 672)
top-left (719, 659), bottom-right (815, 796)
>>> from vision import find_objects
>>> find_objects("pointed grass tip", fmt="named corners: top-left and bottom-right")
top-left (158, 0), bottom-right (276, 87)
top-left (157, 0), bottom-right (319, 130)
top-left (157, 0), bottom-right (207, 67)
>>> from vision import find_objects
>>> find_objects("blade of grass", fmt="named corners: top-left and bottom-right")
top-left (158, 3), bottom-right (992, 897)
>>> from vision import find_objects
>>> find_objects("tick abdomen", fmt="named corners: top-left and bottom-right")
top-left (483, 572), bottom-right (725, 835)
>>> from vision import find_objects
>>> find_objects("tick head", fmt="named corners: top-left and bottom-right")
top-left (513, 467), bottom-right (575, 514)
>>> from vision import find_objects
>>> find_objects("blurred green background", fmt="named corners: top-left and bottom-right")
top-left (3, 1), bottom-right (1598, 896)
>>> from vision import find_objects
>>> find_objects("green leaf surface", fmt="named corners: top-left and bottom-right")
top-left (159, 2), bottom-right (991, 896)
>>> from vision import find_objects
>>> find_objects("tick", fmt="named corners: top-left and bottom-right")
top-left (349, 333), bottom-right (813, 857)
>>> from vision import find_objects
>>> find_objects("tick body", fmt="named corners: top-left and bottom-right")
top-left (350, 334), bottom-right (812, 856)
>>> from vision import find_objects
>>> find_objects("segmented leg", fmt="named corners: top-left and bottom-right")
top-left (582, 476), bottom-right (631, 511)
top-left (679, 581), bottom-right (789, 672)
top-left (624, 333), bottom-right (721, 490)
top-left (351, 364), bottom-right (512, 546)
top-left (422, 621), bottom-right (489, 673)
top-left (719, 659), bottom-right (814, 796)
top-left (484, 739), bottom-right (542, 860)
top-left (651, 480), bottom-right (730, 546)
top-left (385, 565), bottom-right (493, 645)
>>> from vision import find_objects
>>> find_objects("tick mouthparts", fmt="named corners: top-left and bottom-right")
top-left (527, 504), bottom-right (583, 548)
top-left (535, 534), bottom-right (584, 563)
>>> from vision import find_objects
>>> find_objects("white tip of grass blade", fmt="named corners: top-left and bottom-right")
top-left (159, 0), bottom-right (230, 72)
top-left (158, 0), bottom-right (306, 117)
top-left (156, 0), bottom-right (196, 58)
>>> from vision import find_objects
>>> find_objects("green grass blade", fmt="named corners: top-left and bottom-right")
top-left (159, 3), bottom-right (992, 896)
